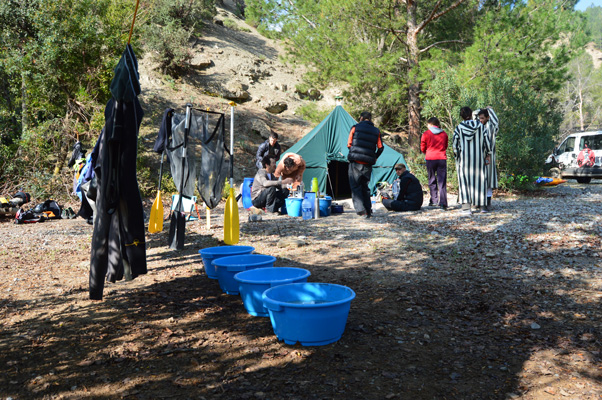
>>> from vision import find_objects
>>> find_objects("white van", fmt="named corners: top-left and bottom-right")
top-left (546, 131), bottom-right (602, 183)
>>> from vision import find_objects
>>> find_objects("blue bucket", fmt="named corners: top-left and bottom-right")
top-left (262, 283), bottom-right (356, 346)
top-left (318, 196), bottom-right (332, 217)
top-left (234, 267), bottom-right (311, 317)
top-left (285, 197), bottom-right (303, 217)
top-left (213, 254), bottom-right (276, 295)
top-left (198, 245), bottom-right (255, 279)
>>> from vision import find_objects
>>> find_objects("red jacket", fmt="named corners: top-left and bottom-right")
top-left (420, 127), bottom-right (448, 160)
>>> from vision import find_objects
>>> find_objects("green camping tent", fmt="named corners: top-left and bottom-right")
top-left (280, 106), bottom-right (407, 198)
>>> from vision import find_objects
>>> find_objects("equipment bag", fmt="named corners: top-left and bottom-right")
top-left (39, 200), bottom-right (62, 219)
top-left (15, 209), bottom-right (47, 224)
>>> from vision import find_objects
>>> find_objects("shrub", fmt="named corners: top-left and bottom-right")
top-left (143, 0), bottom-right (216, 76)
top-left (296, 103), bottom-right (330, 124)
top-left (223, 18), bottom-right (251, 32)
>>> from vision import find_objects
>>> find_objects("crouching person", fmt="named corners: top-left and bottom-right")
top-left (382, 164), bottom-right (423, 212)
top-left (251, 155), bottom-right (293, 213)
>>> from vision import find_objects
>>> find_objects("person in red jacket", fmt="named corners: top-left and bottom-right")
top-left (420, 117), bottom-right (448, 209)
top-left (577, 144), bottom-right (595, 167)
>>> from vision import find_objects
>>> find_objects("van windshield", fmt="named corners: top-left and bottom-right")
top-left (558, 137), bottom-right (575, 154)
top-left (579, 135), bottom-right (602, 150)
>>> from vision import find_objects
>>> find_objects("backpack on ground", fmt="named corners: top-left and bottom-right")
top-left (14, 209), bottom-right (47, 224)
top-left (41, 200), bottom-right (62, 219)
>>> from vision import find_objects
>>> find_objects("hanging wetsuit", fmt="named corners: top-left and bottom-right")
top-left (89, 44), bottom-right (147, 300)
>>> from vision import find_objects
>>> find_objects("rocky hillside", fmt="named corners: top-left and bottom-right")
top-left (136, 1), bottom-right (344, 184)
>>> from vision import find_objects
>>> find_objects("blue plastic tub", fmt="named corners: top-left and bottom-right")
top-left (262, 282), bottom-right (356, 346)
top-left (318, 196), bottom-right (332, 217)
top-left (213, 254), bottom-right (276, 295)
top-left (234, 267), bottom-right (311, 317)
top-left (285, 197), bottom-right (302, 217)
top-left (198, 246), bottom-right (255, 279)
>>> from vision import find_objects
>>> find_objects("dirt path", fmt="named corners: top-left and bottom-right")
top-left (1, 182), bottom-right (601, 399)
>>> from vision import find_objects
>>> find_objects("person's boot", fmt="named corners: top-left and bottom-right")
top-left (460, 203), bottom-right (472, 216)
top-left (484, 196), bottom-right (492, 212)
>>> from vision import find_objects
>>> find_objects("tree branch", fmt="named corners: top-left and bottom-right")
top-left (287, 0), bottom-right (316, 29)
top-left (353, 17), bottom-right (406, 34)
top-left (419, 39), bottom-right (465, 53)
top-left (415, 0), bottom-right (467, 36)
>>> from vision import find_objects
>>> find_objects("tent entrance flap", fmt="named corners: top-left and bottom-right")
top-left (327, 161), bottom-right (351, 199)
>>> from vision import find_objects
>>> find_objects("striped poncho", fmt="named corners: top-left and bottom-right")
top-left (484, 108), bottom-right (499, 190)
top-left (453, 119), bottom-right (491, 207)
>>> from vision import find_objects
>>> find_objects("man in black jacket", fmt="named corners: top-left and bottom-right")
top-left (347, 111), bottom-right (384, 218)
top-left (382, 164), bottom-right (423, 212)
top-left (255, 132), bottom-right (281, 169)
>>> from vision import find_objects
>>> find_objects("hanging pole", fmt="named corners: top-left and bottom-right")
top-left (127, 0), bottom-right (141, 45)
top-left (228, 101), bottom-right (236, 187)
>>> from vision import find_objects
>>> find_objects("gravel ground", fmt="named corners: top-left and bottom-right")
top-left (0, 180), bottom-right (601, 399)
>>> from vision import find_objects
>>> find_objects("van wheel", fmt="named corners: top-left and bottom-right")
top-left (576, 177), bottom-right (591, 184)
top-left (549, 168), bottom-right (561, 178)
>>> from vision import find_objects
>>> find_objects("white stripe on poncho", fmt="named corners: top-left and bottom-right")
top-left (484, 108), bottom-right (499, 189)
top-left (453, 119), bottom-right (491, 207)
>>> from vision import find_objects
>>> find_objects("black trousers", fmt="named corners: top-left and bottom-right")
top-left (382, 199), bottom-right (421, 212)
top-left (426, 159), bottom-right (447, 208)
top-left (349, 162), bottom-right (373, 215)
top-left (252, 186), bottom-right (289, 212)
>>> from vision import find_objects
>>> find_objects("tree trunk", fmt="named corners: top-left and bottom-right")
top-left (406, 1), bottom-right (422, 146)
top-left (577, 64), bottom-right (584, 132)
top-left (53, 139), bottom-right (68, 176)
top-left (21, 71), bottom-right (28, 136)
top-left (578, 88), bottom-right (584, 132)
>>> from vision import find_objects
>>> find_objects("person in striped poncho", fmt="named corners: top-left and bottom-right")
top-left (453, 107), bottom-right (491, 215)
top-left (477, 108), bottom-right (499, 210)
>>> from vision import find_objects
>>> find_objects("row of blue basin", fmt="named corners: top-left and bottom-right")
top-left (198, 245), bottom-right (355, 346)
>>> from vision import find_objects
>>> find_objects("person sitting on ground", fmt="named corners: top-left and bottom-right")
top-left (274, 153), bottom-right (306, 189)
top-left (255, 132), bottom-right (282, 169)
top-left (378, 166), bottom-right (403, 200)
top-left (382, 164), bottom-right (423, 212)
top-left (251, 155), bottom-right (293, 213)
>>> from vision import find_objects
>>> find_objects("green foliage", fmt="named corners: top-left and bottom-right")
top-left (295, 83), bottom-right (311, 94)
top-left (459, 0), bottom-right (585, 93)
top-left (144, 19), bottom-right (194, 75)
top-left (584, 6), bottom-right (602, 47)
top-left (295, 103), bottom-right (330, 124)
top-left (423, 73), bottom-right (562, 187)
top-left (143, 0), bottom-right (216, 75)
top-left (556, 51), bottom-right (602, 131)
top-left (498, 174), bottom-right (536, 191)
top-left (244, 0), bottom-right (280, 35)
top-left (0, 0), bottom-right (134, 186)
top-left (223, 18), bottom-right (251, 32)
top-left (222, 178), bottom-right (231, 199)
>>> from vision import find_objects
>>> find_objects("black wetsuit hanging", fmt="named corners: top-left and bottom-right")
top-left (157, 108), bottom-right (228, 210)
top-left (89, 44), bottom-right (147, 300)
